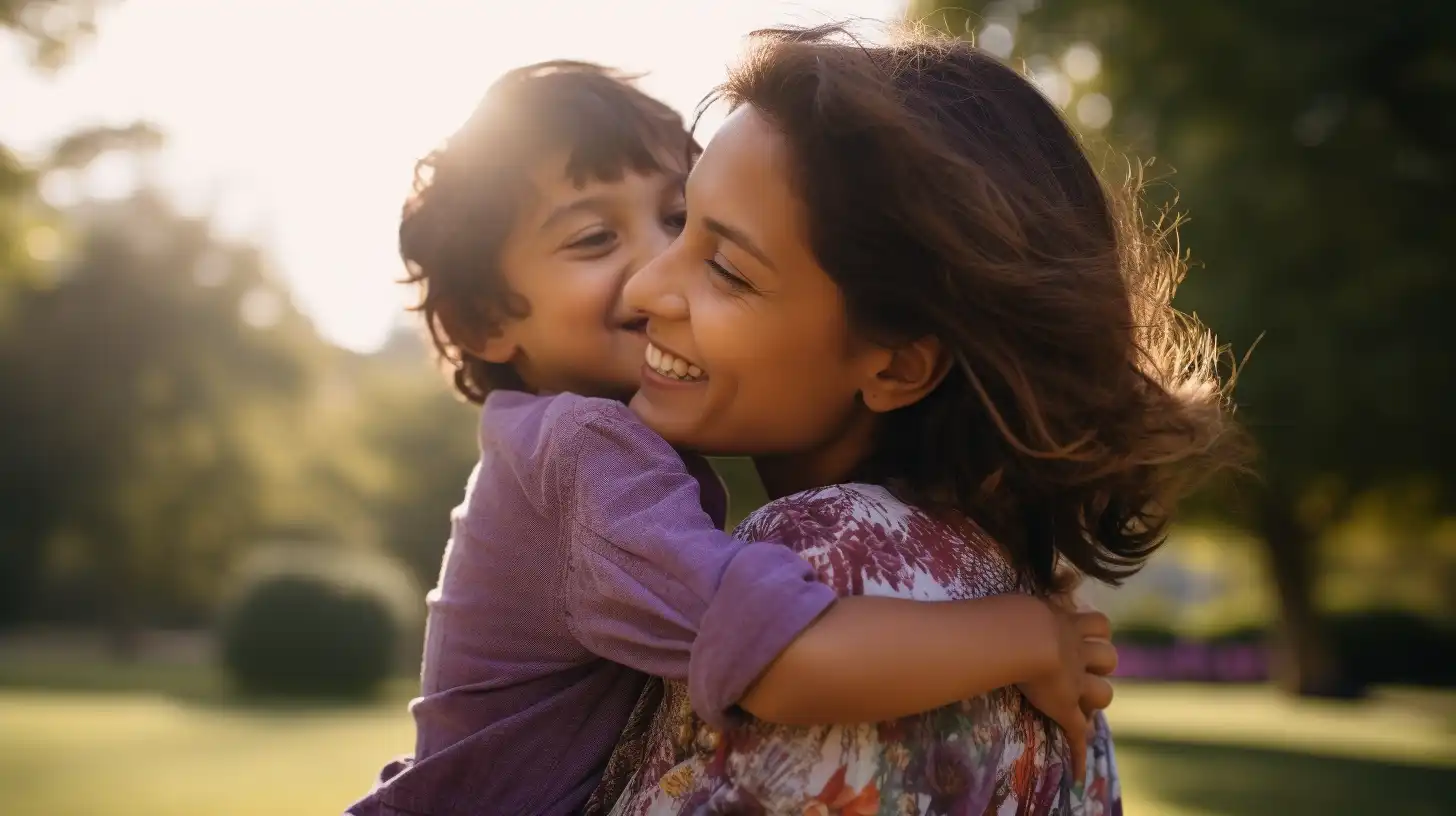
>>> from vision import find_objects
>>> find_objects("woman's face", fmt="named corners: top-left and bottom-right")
top-left (624, 106), bottom-right (886, 492)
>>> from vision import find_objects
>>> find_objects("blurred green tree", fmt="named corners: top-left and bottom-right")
top-left (0, 0), bottom-right (108, 69)
top-left (1, 0), bottom-right (128, 631)
top-left (0, 181), bottom-right (325, 648)
top-left (0, 171), bottom-right (471, 641)
top-left (915, 0), bottom-right (1456, 694)
top-left (0, 0), bottom-right (116, 320)
top-left (0, 0), bottom-right (476, 644)
top-left (354, 327), bottom-right (477, 589)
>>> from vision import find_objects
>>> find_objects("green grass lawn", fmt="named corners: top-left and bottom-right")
top-left (1108, 684), bottom-right (1455, 816)
top-left (1, 668), bottom-right (1453, 815)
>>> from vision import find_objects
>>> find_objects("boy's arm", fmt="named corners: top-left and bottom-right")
top-left (552, 402), bottom-right (835, 725)
top-left (744, 566), bottom-right (1118, 726)
top-left (736, 593), bottom-right (1060, 725)
top-left (554, 401), bottom-right (1081, 729)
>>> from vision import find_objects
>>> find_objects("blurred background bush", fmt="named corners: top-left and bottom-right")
top-left (2, 0), bottom-right (1453, 814)
top-left (219, 547), bottom-right (421, 699)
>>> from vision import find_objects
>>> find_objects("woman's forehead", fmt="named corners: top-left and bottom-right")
top-left (689, 108), bottom-right (808, 262)
top-left (693, 107), bottom-right (787, 188)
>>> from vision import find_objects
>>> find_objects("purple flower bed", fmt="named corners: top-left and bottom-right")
top-left (1114, 641), bottom-right (1269, 683)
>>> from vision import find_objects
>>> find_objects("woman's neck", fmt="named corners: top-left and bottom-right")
top-left (753, 411), bottom-right (877, 500)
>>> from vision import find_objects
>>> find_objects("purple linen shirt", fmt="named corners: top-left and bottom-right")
top-left (347, 391), bottom-right (837, 816)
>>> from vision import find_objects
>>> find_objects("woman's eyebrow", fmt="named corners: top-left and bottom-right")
top-left (704, 216), bottom-right (776, 270)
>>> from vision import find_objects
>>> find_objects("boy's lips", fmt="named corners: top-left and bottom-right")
top-left (644, 340), bottom-right (706, 382)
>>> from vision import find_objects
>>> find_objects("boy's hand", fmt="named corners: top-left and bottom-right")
top-left (1047, 575), bottom-right (1119, 717)
top-left (1016, 603), bottom-right (1117, 786)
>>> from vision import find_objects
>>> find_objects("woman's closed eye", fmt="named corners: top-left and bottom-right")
top-left (707, 255), bottom-right (754, 292)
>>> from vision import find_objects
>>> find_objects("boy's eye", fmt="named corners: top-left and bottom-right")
top-left (664, 210), bottom-right (687, 233)
top-left (564, 229), bottom-right (616, 251)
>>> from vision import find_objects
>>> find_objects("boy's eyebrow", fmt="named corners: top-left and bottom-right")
top-left (540, 196), bottom-right (611, 232)
top-left (541, 171), bottom-right (689, 232)
top-left (704, 217), bottom-right (776, 270)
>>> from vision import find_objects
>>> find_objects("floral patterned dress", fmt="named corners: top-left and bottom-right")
top-left (606, 483), bottom-right (1122, 816)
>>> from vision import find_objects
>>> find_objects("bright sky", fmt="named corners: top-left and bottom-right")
top-left (2, 0), bottom-right (903, 351)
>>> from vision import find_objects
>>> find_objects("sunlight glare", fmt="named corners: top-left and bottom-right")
top-left (1062, 42), bottom-right (1102, 84)
top-left (977, 23), bottom-right (1014, 59)
top-left (25, 225), bottom-right (61, 262)
top-left (240, 286), bottom-right (284, 330)
top-left (81, 151), bottom-right (138, 200)
top-left (5, 0), bottom-right (902, 351)
top-left (1030, 68), bottom-right (1073, 109)
top-left (1076, 92), bottom-right (1113, 130)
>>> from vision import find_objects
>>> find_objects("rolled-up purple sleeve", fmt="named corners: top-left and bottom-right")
top-left (552, 401), bottom-right (836, 729)
top-left (687, 541), bottom-right (835, 729)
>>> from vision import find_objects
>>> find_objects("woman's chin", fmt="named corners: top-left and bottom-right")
top-left (628, 389), bottom-right (698, 447)
top-left (631, 387), bottom-right (716, 451)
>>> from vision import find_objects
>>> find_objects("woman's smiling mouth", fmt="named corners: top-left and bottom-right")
top-left (645, 341), bottom-right (706, 382)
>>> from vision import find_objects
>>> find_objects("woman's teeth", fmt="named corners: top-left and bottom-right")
top-left (646, 343), bottom-right (705, 382)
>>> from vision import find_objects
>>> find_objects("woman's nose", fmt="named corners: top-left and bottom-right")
top-left (624, 245), bottom-right (689, 321)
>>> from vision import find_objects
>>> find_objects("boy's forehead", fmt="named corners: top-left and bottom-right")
top-left (526, 151), bottom-right (686, 202)
top-left (515, 152), bottom-right (684, 233)
top-left (529, 143), bottom-right (690, 182)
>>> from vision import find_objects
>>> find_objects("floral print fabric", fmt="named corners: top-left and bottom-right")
top-left (609, 483), bottom-right (1123, 816)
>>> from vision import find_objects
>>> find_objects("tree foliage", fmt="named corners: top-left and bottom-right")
top-left (0, 0), bottom-right (108, 70)
top-left (0, 179), bottom-right (476, 631)
top-left (0, 0), bottom-right (478, 635)
top-left (914, 0), bottom-right (1456, 693)
top-left (0, 188), bottom-right (318, 626)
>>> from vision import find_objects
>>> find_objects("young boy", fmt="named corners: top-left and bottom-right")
top-left (347, 62), bottom-right (1114, 816)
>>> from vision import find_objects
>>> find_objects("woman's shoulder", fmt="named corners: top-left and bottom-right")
top-left (735, 483), bottom-right (1019, 599)
top-left (734, 482), bottom-right (901, 544)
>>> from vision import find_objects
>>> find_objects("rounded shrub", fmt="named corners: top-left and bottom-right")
top-left (219, 548), bottom-right (420, 699)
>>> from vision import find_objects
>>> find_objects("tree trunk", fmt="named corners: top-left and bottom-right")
top-left (99, 529), bottom-right (142, 662)
top-left (1257, 488), bottom-right (1361, 697)
top-left (104, 581), bottom-right (142, 662)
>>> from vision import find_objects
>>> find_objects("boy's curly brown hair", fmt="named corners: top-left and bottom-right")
top-left (401, 61), bottom-right (697, 403)
top-left (715, 24), bottom-right (1252, 588)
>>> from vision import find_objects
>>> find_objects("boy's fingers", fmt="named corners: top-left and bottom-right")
top-left (1074, 611), bottom-right (1111, 640)
top-left (1083, 640), bottom-right (1118, 676)
top-left (1053, 699), bottom-right (1089, 787)
top-left (1068, 722), bottom-right (1088, 787)
top-left (1079, 676), bottom-right (1114, 714)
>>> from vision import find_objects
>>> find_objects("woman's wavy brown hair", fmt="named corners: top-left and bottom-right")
top-left (716, 24), bottom-right (1249, 589)
top-left (401, 61), bottom-right (697, 403)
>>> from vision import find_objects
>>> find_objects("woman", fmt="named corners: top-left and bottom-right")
top-left (602, 23), bottom-right (1245, 816)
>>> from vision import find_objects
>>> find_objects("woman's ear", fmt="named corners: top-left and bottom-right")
top-left (440, 302), bottom-right (518, 364)
top-left (861, 336), bottom-right (951, 414)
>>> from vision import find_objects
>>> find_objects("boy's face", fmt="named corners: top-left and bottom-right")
top-left (483, 153), bottom-right (687, 399)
